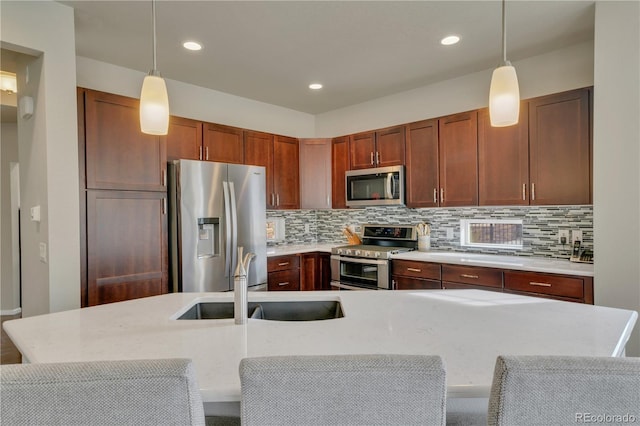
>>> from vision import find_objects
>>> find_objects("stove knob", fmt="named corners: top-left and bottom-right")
top-left (363, 251), bottom-right (371, 257)
top-left (355, 250), bottom-right (362, 256)
top-left (374, 252), bottom-right (381, 258)
top-left (337, 249), bottom-right (343, 255)
top-left (345, 249), bottom-right (352, 255)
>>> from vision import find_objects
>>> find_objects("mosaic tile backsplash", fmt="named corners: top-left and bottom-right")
top-left (267, 205), bottom-right (593, 260)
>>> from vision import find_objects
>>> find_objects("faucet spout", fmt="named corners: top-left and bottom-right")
top-left (234, 247), bottom-right (255, 325)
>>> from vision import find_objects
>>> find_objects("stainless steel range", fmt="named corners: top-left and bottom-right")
top-left (331, 224), bottom-right (417, 290)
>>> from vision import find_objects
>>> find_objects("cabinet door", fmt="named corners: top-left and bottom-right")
top-left (349, 132), bottom-right (376, 169)
top-left (375, 125), bottom-right (405, 167)
top-left (478, 106), bottom-right (529, 205)
top-left (300, 253), bottom-right (318, 291)
top-left (406, 119), bottom-right (439, 207)
top-left (203, 123), bottom-right (244, 164)
top-left (87, 190), bottom-right (168, 306)
top-left (438, 111), bottom-right (478, 207)
top-left (393, 276), bottom-right (441, 290)
top-left (244, 131), bottom-right (275, 208)
top-left (331, 136), bottom-right (350, 209)
top-left (529, 88), bottom-right (591, 205)
top-left (268, 270), bottom-right (300, 291)
top-left (273, 136), bottom-right (300, 209)
top-left (85, 90), bottom-right (166, 191)
top-left (165, 116), bottom-right (203, 161)
top-left (299, 139), bottom-right (332, 209)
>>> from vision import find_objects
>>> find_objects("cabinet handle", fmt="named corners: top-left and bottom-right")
top-left (205, 146), bottom-right (209, 161)
top-left (276, 193), bottom-right (280, 206)
top-left (162, 198), bottom-right (166, 215)
top-left (407, 267), bottom-right (422, 272)
top-left (531, 183), bottom-right (536, 201)
top-left (529, 281), bottom-right (552, 287)
top-left (278, 282), bottom-right (290, 286)
top-left (370, 152), bottom-right (374, 165)
top-left (392, 279), bottom-right (396, 290)
top-left (433, 188), bottom-right (438, 203)
top-left (278, 262), bottom-right (290, 266)
top-left (199, 146), bottom-right (203, 160)
top-left (327, 195), bottom-right (330, 207)
top-left (376, 151), bottom-right (380, 165)
top-left (440, 188), bottom-right (445, 203)
top-left (461, 274), bottom-right (479, 279)
top-left (522, 183), bottom-right (526, 201)
top-left (271, 194), bottom-right (275, 207)
top-left (162, 169), bottom-right (167, 186)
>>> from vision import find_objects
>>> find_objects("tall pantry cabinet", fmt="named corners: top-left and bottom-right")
top-left (78, 88), bottom-right (168, 307)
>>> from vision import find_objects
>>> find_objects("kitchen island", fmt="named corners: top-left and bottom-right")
top-left (4, 290), bottom-right (636, 416)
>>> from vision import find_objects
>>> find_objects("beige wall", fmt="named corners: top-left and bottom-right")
top-left (1, 0), bottom-right (80, 316)
top-left (1, 123), bottom-right (19, 313)
top-left (315, 41), bottom-right (594, 137)
top-left (593, 1), bottom-right (640, 356)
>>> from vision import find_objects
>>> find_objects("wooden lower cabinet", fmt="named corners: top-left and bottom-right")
top-left (393, 276), bottom-right (441, 290)
top-left (268, 269), bottom-right (300, 291)
top-left (301, 252), bottom-right (332, 291)
top-left (391, 260), bottom-right (442, 290)
top-left (441, 264), bottom-right (502, 289)
top-left (86, 190), bottom-right (168, 306)
top-left (268, 252), bottom-right (331, 291)
top-left (504, 271), bottom-right (593, 304)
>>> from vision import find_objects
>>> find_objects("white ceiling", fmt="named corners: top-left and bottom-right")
top-left (58, 1), bottom-right (592, 114)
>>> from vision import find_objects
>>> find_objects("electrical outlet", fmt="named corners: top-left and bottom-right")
top-left (39, 242), bottom-right (47, 263)
top-left (558, 229), bottom-right (570, 244)
top-left (572, 229), bottom-right (583, 244)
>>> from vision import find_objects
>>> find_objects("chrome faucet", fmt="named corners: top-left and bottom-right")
top-left (234, 247), bottom-right (255, 325)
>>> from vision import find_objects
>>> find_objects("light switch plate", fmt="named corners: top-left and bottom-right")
top-left (572, 229), bottom-right (583, 244)
top-left (30, 205), bottom-right (41, 222)
top-left (39, 242), bottom-right (47, 263)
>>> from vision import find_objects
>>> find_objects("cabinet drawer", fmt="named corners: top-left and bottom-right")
top-left (267, 255), bottom-right (300, 272)
top-left (442, 281), bottom-right (502, 293)
top-left (393, 260), bottom-right (441, 280)
top-left (442, 265), bottom-right (502, 288)
top-left (393, 276), bottom-right (441, 290)
top-left (268, 269), bottom-right (300, 291)
top-left (504, 271), bottom-right (584, 300)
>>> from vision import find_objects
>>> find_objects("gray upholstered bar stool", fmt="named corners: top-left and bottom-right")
top-left (488, 355), bottom-right (640, 426)
top-left (0, 358), bottom-right (206, 426)
top-left (239, 354), bottom-right (446, 426)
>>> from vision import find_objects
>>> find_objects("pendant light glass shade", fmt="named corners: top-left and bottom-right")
top-left (140, 0), bottom-right (169, 135)
top-left (489, 64), bottom-right (520, 127)
top-left (489, 0), bottom-right (519, 127)
top-left (140, 73), bottom-right (169, 135)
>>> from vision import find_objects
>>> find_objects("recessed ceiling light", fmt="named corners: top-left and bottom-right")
top-left (183, 41), bottom-right (202, 51)
top-left (309, 83), bottom-right (323, 90)
top-left (440, 35), bottom-right (460, 46)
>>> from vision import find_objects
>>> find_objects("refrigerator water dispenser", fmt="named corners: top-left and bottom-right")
top-left (197, 217), bottom-right (219, 258)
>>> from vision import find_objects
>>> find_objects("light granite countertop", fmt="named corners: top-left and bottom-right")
top-left (4, 290), bottom-right (635, 409)
top-left (267, 243), bottom-right (334, 256)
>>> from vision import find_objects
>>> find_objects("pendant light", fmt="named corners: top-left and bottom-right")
top-left (140, 0), bottom-right (169, 135)
top-left (489, 0), bottom-right (520, 127)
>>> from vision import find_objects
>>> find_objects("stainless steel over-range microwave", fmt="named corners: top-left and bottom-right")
top-left (345, 165), bottom-right (405, 207)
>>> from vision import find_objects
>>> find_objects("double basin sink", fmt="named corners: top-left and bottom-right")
top-left (177, 300), bottom-right (344, 322)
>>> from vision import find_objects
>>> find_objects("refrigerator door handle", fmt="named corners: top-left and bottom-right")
top-left (229, 181), bottom-right (239, 278)
top-left (223, 181), bottom-right (232, 277)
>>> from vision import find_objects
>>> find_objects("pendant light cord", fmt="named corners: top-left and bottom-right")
top-left (501, 0), bottom-right (508, 65)
top-left (152, 0), bottom-right (157, 72)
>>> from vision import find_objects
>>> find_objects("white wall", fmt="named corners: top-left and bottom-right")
top-left (593, 1), bottom-right (640, 357)
top-left (76, 57), bottom-right (315, 138)
top-left (1, 0), bottom-right (80, 316)
top-left (315, 41), bottom-right (594, 137)
top-left (0, 123), bottom-right (20, 314)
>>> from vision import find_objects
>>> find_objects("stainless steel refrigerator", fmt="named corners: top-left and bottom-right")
top-left (169, 160), bottom-right (267, 292)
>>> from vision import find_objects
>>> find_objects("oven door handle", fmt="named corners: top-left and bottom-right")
top-left (386, 173), bottom-right (393, 199)
top-left (330, 281), bottom-right (372, 291)
top-left (331, 255), bottom-right (388, 266)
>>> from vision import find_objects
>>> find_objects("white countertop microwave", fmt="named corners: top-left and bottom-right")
top-left (345, 165), bottom-right (405, 207)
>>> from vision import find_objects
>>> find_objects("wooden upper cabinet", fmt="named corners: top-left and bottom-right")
top-left (349, 131), bottom-right (376, 169)
top-left (299, 139), bottom-right (332, 209)
top-left (86, 190), bottom-right (168, 306)
top-left (203, 123), bottom-right (244, 164)
top-left (245, 131), bottom-right (275, 208)
top-left (406, 119), bottom-right (439, 208)
top-left (84, 89), bottom-right (166, 191)
top-left (438, 111), bottom-right (478, 207)
top-left (273, 135), bottom-right (300, 209)
top-left (332, 136), bottom-right (350, 209)
top-left (478, 105), bottom-right (530, 206)
top-left (165, 116), bottom-right (203, 162)
top-left (375, 125), bottom-right (405, 167)
top-left (529, 88), bottom-right (591, 205)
